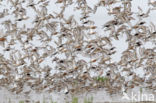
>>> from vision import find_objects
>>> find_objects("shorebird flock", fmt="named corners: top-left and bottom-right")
top-left (0, 0), bottom-right (156, 96)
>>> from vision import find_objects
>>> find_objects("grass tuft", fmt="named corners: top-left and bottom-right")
top-left (84, 96), bottom-right (93, 103)
top-left (94, 76), bottom-right (109, 82)
top-left (72, 97), bottom-right (78, 103)
top-left (19, 100), bottom-right (25, 103)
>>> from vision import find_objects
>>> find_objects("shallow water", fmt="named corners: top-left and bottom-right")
top-left (0, 87), bottom-right (156, 103)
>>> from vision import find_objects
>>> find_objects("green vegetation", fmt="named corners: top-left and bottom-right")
top-left (19, 101), bottom-right (25, 103)
top-left (83, 96), bottom-right (93, 103)
top-left (71, 97), bottom-right (78, 103)
top-left (94, 76), bottom-right (109, 82)
top-left (140, 87), bottom-right (143, 94)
